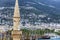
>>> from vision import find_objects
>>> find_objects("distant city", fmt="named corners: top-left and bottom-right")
top-left (0, 0), bottom-right (60, 40)
top-left (0, 0), bottom-right (60, 29)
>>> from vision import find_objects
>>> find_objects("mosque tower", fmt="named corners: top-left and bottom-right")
top-left (12, 0), bottom-right (22, 40)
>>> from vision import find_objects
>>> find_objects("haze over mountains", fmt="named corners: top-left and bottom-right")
top-left (0, 0), bottom-right (60, 29)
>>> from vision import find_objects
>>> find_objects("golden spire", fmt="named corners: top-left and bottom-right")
top-left (13, 0), bottom-right (20, 30)
top-left (14, 0), bottom-right (20, 17)
top-left (12, 0), bottom-right (22, 40)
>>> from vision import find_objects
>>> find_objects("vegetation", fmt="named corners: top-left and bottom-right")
top-left (6, 28), bottom-right (60, 36)
top-left (21, 28), bottom-right (55, 36)
top-left (55, 30), bottom-right (60, 35)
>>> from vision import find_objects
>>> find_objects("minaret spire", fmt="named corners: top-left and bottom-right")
top-left (14, 0), bottom-right (20, 17)
top-left (13, 0), bottom-right (20, 30)
top-left (12, 0), bottom-right (22, 40)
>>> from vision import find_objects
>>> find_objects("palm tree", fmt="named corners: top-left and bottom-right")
top-left (21, 29), bottom-right (30, 39)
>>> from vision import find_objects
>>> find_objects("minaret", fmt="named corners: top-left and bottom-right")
top-left (13, 0), bottom-right (20, 30)
top-left (12, 0), bottom-right (22, 40)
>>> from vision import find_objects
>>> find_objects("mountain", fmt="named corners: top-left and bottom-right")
top-left (0, 0), bottom-right (60, 27)
top-left (0, 0), bottom-right (15, 7)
